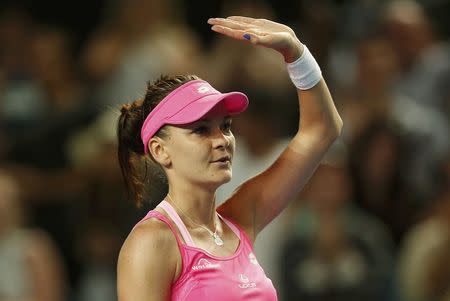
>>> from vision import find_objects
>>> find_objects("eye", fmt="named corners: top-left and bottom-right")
top-left (193, 125), bottom-right (209, 135)
top-left (222, 119), bottom-right (232, 133)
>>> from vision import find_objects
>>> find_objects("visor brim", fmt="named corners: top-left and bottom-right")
top-left (167, 91), bottom-right (248, 125)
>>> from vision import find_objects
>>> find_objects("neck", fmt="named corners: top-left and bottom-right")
top-left (166, 183), bottom-right (217, 229)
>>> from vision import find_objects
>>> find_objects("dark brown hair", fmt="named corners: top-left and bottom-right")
top-left (117, 74), bottom-right (200, 207)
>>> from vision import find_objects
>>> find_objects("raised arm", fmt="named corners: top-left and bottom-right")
top-left (210, 16), bottom-right (343, 241)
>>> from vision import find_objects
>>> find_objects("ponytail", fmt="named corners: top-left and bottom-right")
top-left (117, 99), bottom-right (147, 206)
top-left (116, 74), bottom-right (201, 207)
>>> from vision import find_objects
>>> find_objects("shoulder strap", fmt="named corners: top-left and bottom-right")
top-left (136, 210), bottom-right (185, 249)
top-left (158, 200), bottom-right (196, 247)
top-left (217, 213), bottom-right (241, 239)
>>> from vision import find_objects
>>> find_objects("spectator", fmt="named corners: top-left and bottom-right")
top-left (0, 172), bottom-right (67, 301)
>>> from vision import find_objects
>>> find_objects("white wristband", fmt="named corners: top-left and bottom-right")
top-left (286, 45), bottom-right (322, 90)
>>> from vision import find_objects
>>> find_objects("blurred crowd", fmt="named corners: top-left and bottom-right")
top-left (0, 0), bottom-right (449, 300)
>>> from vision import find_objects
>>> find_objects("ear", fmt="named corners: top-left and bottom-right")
top-left (148, 137), bottom-right (171, 167)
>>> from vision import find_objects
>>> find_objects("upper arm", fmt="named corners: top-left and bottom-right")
top-left (117, 220), bottom-right (179, 301)
top-left (219, 79), bottom-right (342, 240)
top-left (218, 109), bottom-right (342, 240)
top-left (219, 127), bottom-right (339, 241)
top-left (26, 229), bottom-right (67, 301)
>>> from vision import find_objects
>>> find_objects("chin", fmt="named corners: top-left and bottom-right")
top-left (212, 171), bottom-right (232, 187)
top-left (222, 175), bottom-right (232, 184)
top-left (217, 174), bottom-right (232, 185)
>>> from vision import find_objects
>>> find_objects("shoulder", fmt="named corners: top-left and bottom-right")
top-left (119, 217), bottom-right (179, 265)
top-left (118, 217), bottom-right (180, 283)
top-left (117, 217), bottom-right (181, 300)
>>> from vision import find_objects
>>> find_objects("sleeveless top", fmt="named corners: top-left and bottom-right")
top-left (135, 200), bottom-right (278, 301)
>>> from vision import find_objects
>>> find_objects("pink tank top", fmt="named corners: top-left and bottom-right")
top-left (136, 200), bottom-right (278, 301)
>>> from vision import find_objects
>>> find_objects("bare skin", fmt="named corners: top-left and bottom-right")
top-left (117, 16), bottom-right (342, 301)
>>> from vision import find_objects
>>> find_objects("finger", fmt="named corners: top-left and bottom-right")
top-left (228, 16), bottom-right (267, 27)
top-left (243, 28), bottom-right (268, 36)
top-left (227, 16), bottom-right (257, 24)
top-left (210, 25), bottom-right (249, 41)
top-left (208, 18), bottom-right (250, 31)
top-left (211, 24), bottom-right (269, 42)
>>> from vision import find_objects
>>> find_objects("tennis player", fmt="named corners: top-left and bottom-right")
top-left (117, 16), bottom-right (342, 301)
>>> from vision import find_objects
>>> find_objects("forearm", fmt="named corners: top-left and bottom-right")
top-left (285, 39), bottom-right (342, 145)
top-left (252, 40), bottom-right (343, 230)
top-left (297, 79), bottom-right (343, 143)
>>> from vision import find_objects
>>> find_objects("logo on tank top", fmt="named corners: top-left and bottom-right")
top-left (238, 274), bottom-right (257, 289)
top-left (248, 252), bottom-right (258, 265)
top-left (192, 258), bottom-right (220, 271)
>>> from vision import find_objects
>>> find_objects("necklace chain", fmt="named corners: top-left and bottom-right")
top-left (167, 194), bottom-right (224, 246)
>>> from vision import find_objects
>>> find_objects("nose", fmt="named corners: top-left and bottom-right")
top-left (211, 127), bottom-right (231, 149)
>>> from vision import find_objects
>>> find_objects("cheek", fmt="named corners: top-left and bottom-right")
top-left (228, 135), bottom-right (236, 154)
top-left (171, 141), bottom-right (209, 167)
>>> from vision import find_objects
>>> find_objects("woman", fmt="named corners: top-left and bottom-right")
top-left (117, 16), bottom-right (342, 301)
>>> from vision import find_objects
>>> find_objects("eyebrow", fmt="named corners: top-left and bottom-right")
top-left (197, 116), bottom-right (232, 122)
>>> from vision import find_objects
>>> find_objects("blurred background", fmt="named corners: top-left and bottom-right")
top-left (0, 0), bottom-right (449, 300)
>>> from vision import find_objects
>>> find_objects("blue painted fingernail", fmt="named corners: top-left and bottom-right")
top-left (243, 34), bottom-right (251, 40)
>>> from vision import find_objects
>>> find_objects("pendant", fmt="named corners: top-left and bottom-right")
top-left (213, 232), bottom-right (224, 246)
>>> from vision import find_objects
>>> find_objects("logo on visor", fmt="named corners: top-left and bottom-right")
top-left (197, 86), bottom-right (210, 94)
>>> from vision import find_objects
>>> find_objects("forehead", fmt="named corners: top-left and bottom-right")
top-left (174, 115), bottom-right (231, 131)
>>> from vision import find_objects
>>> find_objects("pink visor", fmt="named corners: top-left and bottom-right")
top-left (141, 79), bottom-right (248, 154)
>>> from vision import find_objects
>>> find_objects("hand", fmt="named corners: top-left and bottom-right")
top-left (207, 16), bottom-right (304, 63)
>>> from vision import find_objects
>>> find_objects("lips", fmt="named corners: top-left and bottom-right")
top-left (212, 156), bottom-right (231, 163)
